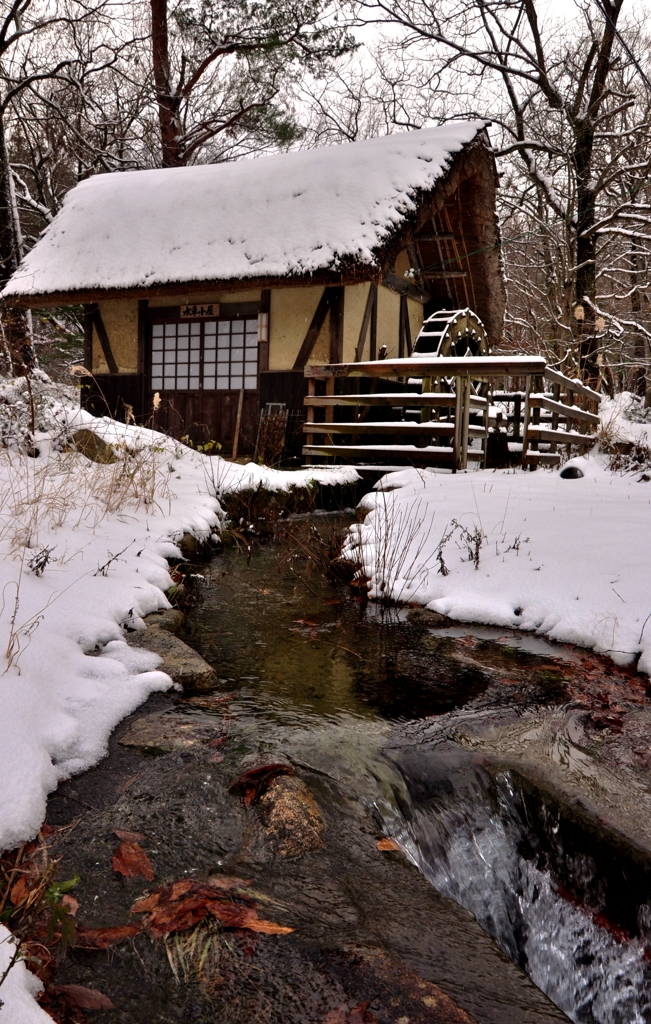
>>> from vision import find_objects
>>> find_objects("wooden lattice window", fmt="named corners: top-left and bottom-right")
top-left (151, 317), bottom-right (259, 391)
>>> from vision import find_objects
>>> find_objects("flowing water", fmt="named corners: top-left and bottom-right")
top-left (179, 514), bottom-right (651, 1024)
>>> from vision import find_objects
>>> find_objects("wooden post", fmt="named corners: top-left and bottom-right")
top-left (83, 305), bottom-right (93, 371)
top-left (329, 287), bottom-right (344, 364)
top-left (549, 381), bottom-right (560, 454)
top-left (370, 285), bottom-right (378, 361)
top-left (399, 295), bottom-right (406, 359)
top-left (305, 378), bottom-right (315, 464)
top-left (521, 376), bottom-right (533, 469)
top-left (258, 289), bottom-right (270, 372)
top-left (232, 388), bottom-right (244, 460)
top-left (325, 377), bottom-right (335, 446)
top-left (355, 282), bottom-right (377, 362)
top-left (481, 389), bottom-right (490, 469)
top-left (460, 377), bottom-right (471, 470)
top-left (512, 393), bottom-right (521, 443)
top-left (453, 376), bottom-right (463, 472)
top-left (420, 376), bottom-right (431, 449)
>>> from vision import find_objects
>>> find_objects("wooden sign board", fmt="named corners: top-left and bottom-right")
top-left (180, 303), bottom-right (220, 319)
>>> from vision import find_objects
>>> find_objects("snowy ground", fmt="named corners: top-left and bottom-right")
top-left (345, 394), bottom-right (651, 671)
top-left (0, 383), bottom-right (356, 1020)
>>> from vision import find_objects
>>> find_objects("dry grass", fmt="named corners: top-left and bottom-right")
top-left (0, 441), bottom-right (173, 553)
top-left (0, 440), bottom-right (176, 672)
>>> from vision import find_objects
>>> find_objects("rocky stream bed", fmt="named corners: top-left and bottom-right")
top-left (10, 511), bottom-right (651, 1024)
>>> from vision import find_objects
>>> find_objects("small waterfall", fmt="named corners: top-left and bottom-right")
top-left (376, 750), bottom-right (651, 1024)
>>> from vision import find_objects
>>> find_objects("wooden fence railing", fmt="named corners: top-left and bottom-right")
top-left (302, 356), bottom-right (601, 471)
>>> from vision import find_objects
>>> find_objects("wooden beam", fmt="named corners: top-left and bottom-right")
top-left (355, 283), bottom-right (377, 362)
top-left (544, 367), bottom-right (602, 403)
top-left (382, 272), bottom-right (431, 305)
top-left (526, 426), bottom-right (597, 445)
top-left (305, 355), bottom-right (547, 379)
top-left (399, 294), bottom-right (412, 358)
top-left (329, 286), bottom-right (344, 364)
top-left (83, 304), bottom-right (93, 370)
top-left (137, 299), bottom-right (148, 376)
top-left (528, 395), bottom-right (600, 425)
top-left (303, 421), bottom-right (485, 438)
top-left (137, 298), bottom-right (148, 417)
top-left (423, 271), bottom-right (468, 279)
top-left (292, 288), bottom-right (333, 371)
top-left (89, 303), bottom-right (118, 374)
top-left (259, 289), bottom-right (270, 372)
top-left (302, 443), bottom-right (456, 463)
top-left (305, 393), bottom-right (480, 407)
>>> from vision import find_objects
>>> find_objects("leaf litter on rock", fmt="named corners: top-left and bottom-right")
top-left (111, 840), bottom-right (155, 880)
top-left (51, 984), bottom-right (115, 1011)
top-left (229, 763), bottom-right (294, 806)
top-left (131, 878), bottom-right (293, 939)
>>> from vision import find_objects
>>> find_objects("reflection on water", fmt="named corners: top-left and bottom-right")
top-left (181, 519), bottom-right (651, 1024)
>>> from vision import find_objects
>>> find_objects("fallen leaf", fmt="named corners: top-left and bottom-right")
top-left (208, 736), bottom-right (226, 748)
top-left (112, 841), bottom-right (155, 881)
top-left (229, 763), bottom-right (294, 807)
top-left (61, 895), bottom-right (79, 917)
top-left (53, 984), bottom-right (114, 1010)
top-left (10, 876), bottom-right (29, 906)
top-left (377, 838), bottom-right (401, 852)
top-left (208, 752), bottom-right (224, 764)
top-left (169, 879), bottom-right (195, 900)
top-left (206, 901), bottom-right (293, 934)
top-left (131, 880), bottom-right (292, 939)
top-left (40, 823), bottom-right (57, 837)
top-left (76, 924), bottom-right (142, 948)
top-left (131, 891), bottom-right (162, 914)
top-left (114, 829), bottom-right (146, 843)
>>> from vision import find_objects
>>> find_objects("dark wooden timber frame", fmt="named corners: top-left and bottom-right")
top-left (293, 286), bottom-right (345, 371)
top-left (85, 303), bottom-right (118, 374)
top-left (354, 283), bottom-right (378, 362)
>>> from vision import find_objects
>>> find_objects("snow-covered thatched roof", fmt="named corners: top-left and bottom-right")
top-left (4, 121), bottom-right (488, 301)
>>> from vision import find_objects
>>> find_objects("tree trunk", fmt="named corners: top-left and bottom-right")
top-left (630, 240), bottom-right (647, 397)
top-left (0, 113), bottom-right (32, 374)
top-left (150, 0), bottom-right (181, 167)
top-left (574, 123), bottom-right (598, 385)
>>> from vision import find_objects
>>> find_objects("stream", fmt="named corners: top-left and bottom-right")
top-left (45, 510), bottom-right (651, 1023)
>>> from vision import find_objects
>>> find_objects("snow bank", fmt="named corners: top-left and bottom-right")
top-left (0, 926), bottom-right (51, 1023)
top-left (345, 450), bottom-right (651, 670)
top-left (0, 386), bottom-right (357, 1017)
top-left (0, 400), bottom-right (358, 855)
top-left (3, 123), bottom-right (486, 298)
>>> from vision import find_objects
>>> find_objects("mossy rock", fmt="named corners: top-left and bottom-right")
top-left (72, 428), bottom-right (117, 464)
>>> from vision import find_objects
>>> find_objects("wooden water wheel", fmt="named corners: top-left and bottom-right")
top-left (412, 308), bottom-right (490, 396)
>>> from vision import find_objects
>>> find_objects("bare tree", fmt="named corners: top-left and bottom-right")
top-left (350, 0), bottom-right (651, 385)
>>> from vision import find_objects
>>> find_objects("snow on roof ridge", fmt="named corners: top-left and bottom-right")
top-left (4, 121), bottom-right (488, 298)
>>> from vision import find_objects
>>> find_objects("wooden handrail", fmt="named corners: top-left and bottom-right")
top-left (543, 367), bottom-right (602, 402)
top-left (304, 393), bottom-right (487, 408)
top-left (305, 355), bottom-right (547, 379)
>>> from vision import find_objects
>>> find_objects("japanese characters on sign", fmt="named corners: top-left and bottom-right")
top-left (180, 303), bottom-right (220, 319)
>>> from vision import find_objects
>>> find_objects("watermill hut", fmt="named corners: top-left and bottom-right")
top-left (3, 121), bottom-right (505, 454)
